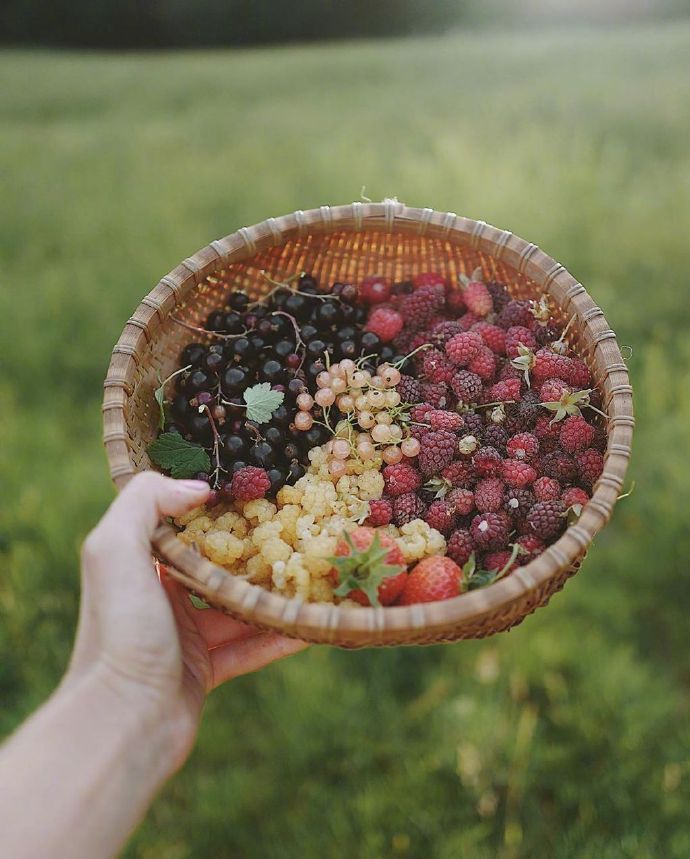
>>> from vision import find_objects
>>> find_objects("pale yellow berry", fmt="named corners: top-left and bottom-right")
top-left (354, 395), bottom-right (369, 411)
top-left (316, 370), bottom-right (332, 388)
top-left (294, 411), bottom-right (313, 430)
top-left (371, 424), bottom-right (392, 443)
top-left (332, 439), bottom-right (351, 460)
top-left (382, 446), bottom-right (403, 465)
top-left (340, 359), bottom-right (356, 374)
top-left (331, 377), bottom-right (347, 395)
top-left (315, 387), bottom-right (336, 407)
top-left (388, 423), bottom-right (403, 441)
top-left (367, 389), bottom-right (386, 408)
top-left (385, 390), bottom-right (401, 408)
top-left (370, 376), bottom-right (385, 390)
top-left (357, 410), bottom-right (375, 429)
top-left (296, 393), bottom-right (314, 411)
top-left (351, 371), bottom-right (367, 388)
top-left (401, 437), bottom-right (421, 457)
top-left (329, 459), bottom-right (347, 479)
top-left (329, 363), bottom-right (346, 379)
top-left (357, 441), bottom-right (376, 461)
top-left (337, 394), bottom-right (355, 412)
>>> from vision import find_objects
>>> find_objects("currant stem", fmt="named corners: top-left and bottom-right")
top-left (170, 316), bottom-right (249, 340)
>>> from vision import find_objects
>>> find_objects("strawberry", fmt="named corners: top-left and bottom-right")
top-left (331, 527), bottom-right (407, 607)
top-left (399, 556), bottom-right (464, 604)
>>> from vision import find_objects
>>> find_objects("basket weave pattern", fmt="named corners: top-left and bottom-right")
top-left (103, 203), bottom-right (633, 647)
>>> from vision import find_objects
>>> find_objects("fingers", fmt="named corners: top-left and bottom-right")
top-left (195, 609), bottom-right (259, 650)
top-left (209, 633), bottom-right (309, 690)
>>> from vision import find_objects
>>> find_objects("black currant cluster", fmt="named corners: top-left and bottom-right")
top-left (162, 273), bottom-right (411, 497)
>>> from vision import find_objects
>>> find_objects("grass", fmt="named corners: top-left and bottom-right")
top-left (2, 21), bottom-right (690, 858)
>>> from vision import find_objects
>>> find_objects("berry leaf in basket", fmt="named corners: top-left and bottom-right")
top-left (153, 364), bottom-right (191, 430)
top-left (243, 382), bottom-right (285, 425)
top-left (147, 432), bottom-right (211, 479)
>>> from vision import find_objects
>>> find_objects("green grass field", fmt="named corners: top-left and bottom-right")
top-left (2, 22), bottom-right (690, 858)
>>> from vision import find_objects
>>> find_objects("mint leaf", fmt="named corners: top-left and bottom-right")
top-left (243, 382), bottom-right (285, 424)
top-left (147, 432), bottom-right (211, 478)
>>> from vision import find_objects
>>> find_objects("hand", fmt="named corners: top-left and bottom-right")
top-left (67, 471), bottom-right (307, 772)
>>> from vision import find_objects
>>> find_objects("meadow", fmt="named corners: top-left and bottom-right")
top-left (2, 21), bottom-right (690, 858)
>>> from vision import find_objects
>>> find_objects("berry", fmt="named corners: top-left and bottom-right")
top-left (532, 349), bottom-right (574, 388)
top-left (485, 281), bottom-right (512, 312)
top-left (473, 446), bottom-right (503, 477)
top-left (447, 529), bottom-right (475, 566)
top-left (502, 459), bottom-right (537, 488)
top-left (575, 448), bottom-right (604, 486)
top-left (540, 378), bottom-right (570, 403)
top-left (396, 375), bottom-right (423, 405)
top-left (365, 499), bottom-right (393, 527)
top-left (445, 331), bottom-right (483, 366)
top-left (526, 500), bottom-right (566, 540)
top-left (431, 320), bottom-right (463, 349)
top-left (471, 512), bottom-right (510, 551)
top-left (446, 288), bottom-right (467, 315)
top-left (447, 487), bottom-right (475, 515)
top-left (332, 527), bottom-right (407, 607)
top-left (230, 466), bottom-right (271, 501)
top-left (383, 462), bottom-right (422, 496)
top-left (462, 412), bottom-right (485, 439)
top-left (422, 348), bottom-right (455, 384)
top-left (442, 460), bottom-right (476, 488)
top-left (534, 414), bottom-right (562, 444)
top-left (474, 478), bottom-right (505, 513)
top-left (514, 389), bottom-right (542, 429)
top-left (488, 378), bottom-right (522, 403)
top-left (400, 284), bottom-right (446, 330)
top-left (424, 499), bottom-right (457, 534)
top-left (504, 487), bottom-right (535, 520)
top-left (418, 430), bottom-right (457, 476)
top-left (462, 280), bottom-right (493, 316)
top-left (483, 424), bottom-right (509, 453)
top-left (559, 415), bottom-right (596, 453)
top-left (468, 346), bottom-right (497, 382)
top-left (359, 275), bottom-right (392, 305)
top-left (498, 300), bottom-right (533, 329)
top-left (533, 476), bottom-right (562, 502)
top-left (413, 272), bottom-right (446, 290)
top-left (506, 432), bottom-right (539, 461)
top-left (393, 492), bottom-right (427, 526)
top-left (483, 550), bottom-right (518, 575)
top-left (472, 321), bottom-right (506, 355)
top-left (505, 326), bottom-right (537, 359)
top-left (562, 487), bottom-right (590, 509)
top-left (399, 556), bottom-right (463, 604)
top-left (457, 311), bottom-right (483, 331)
top-left (366, 306), bottom-right (404, 343)
top-left (419, 381), bottom-right (449, 409)
top-left (427, 409), bottom-right (464, 433)
top-left (410, 402), bottom-right (434, 423)
top-left (541, 450), bottom-right (577, 483)
top-left (451, 370), bottom-right (483, 403)
top-left (515, 533), bottom-right (545, 563)
top-left (566, 357), bottom-right (592, 389)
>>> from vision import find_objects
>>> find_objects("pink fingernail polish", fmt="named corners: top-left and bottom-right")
top-left (176, 480), bottom-right (211, 492)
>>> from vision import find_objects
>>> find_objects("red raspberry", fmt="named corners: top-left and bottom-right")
top-left (447, 529), bottom-right (475, 566)
top-left (483, 549), bottom-right (518, 575)
top-left (498, 299), bottom-right (533, 329)
top-left (383, 462), bottom-right (422, 496)
top-left (396, 375), bottom-right (423, 405)
top-left (431, 320), bottom-right (463, 349)
top-left (427, 409), bottom-right (464, 433)
top-left (562, 487), bottom-right (590, 509)
top-left (540, 378), bottom-right (570, 403)
top-left (399, 556), bottom-right (464, 605)
top-left (488, 378), bottom-right (522, 403)
top-left (424, 499), bottom-right (457, 534)
top-left (515, 533), bottom-right (545, 563)
top-left (505, 326), bottom-right (537, 359)
top-left (502, 459), bottom-right (537, 487)
top-left (365, 306), bottom-right (403, 343)
top-left (451, 370), bottom-right (483, 404)
top-left (533, 476), bottom-right (562, 501)
top-left (410, 402), bottom-right (434, 423)
top-left (419, 381), bottom-right (449, 409)
top-left (418, 430), bottom-right (457, 476)
top-left (483, 424), bottom-right (508, 453)
top-left (446, 289), bottom-right (467, 315)
top-left (457, 311), bottom-right (483, 331)
top-left (462, 280), bottom-right (493, 316)
top-left (445, 331), bottom-right (483, 366)
top-left (513, 390), bottom-right (542, 430)
top-left (471, 512), bottom-right (510, 551)
top-left (442, 460), bottom-right (476, 488)
top-left (498, 363), bottom-right (522, 382)
top-left (566, 357), bottom-right (592, 389)
top-left (413, 271), bottom-right (446, 290)
top-left (359, 275), bottom-right (392, 304)
top-left (486, 281), bottom-right (511, 312)
top-left (473, 446), bottom-right (503, 477)
top-left (559, 415), bottom-right (596, 453)
top-left (400, 284), bottom-right (446, 330)
top-left (447, 487), bottom-right (475, 515)
top-left (504, 487), bottom-right (535, 520)
top-left (526, 500), bottom-right (566, 539)
top-left (410, 330), bottom-right (433, 352)
top-left (230, 466), bottom-right (271, 501)
top-left (534, 413), bottom-right (561, 443)
top-left (532, 349), bottom-right (574, 388)
top-left (422, 348), bottom-right (455, 384)
top-left (506, 432), bottom-right (539, 460)
top-left (474, 478), bottom-right (505, 513)
top-left (541, 450), bottom-right (577, 483)
top-left (469, 346), bottom-right (497, 383)
top-left (365, 498), bottom-right (393, 527)
top-left (393, 492), bottom-right (427, 526)
top-left (575, 448), bottom-right (604, 486)
top-left (472, 321), bottom-right (506, 355)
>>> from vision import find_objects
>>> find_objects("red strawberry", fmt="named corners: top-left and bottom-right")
top-left (331, 527), bottom-right (407, 606)
top-left (399, 556), bottom-right (464, 604)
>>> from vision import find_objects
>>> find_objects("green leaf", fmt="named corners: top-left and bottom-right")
top-left (466, 569), bottom-right (498, 590)
top-left (189, 594), bottom-right (211, 610)
top-left (147, 432), bottom-right (211, 479)
top-left (243, 382), bottom-right (285, 424)
top-left (329, 531), bottom-right (406, 607)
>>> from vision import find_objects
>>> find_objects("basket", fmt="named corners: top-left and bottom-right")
top-left (103, 201), bottom-right (633, 647)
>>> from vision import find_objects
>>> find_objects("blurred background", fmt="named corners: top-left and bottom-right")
top-left (2, 1), bottom-right (690, 857)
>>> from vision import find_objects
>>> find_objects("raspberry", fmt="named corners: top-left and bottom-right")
top-left (427, 409), bottom-right (464, 433)
top-left (514, 389), bottom-right (542, 429)
top-left (502, 459), bottom-right (537, 488)
top-left (431, 320), bottom-right (463, 349)
top-left (396, 375), bottom-right (422, 405)
top-left (534, 413), bottom-right (561, 444)
top-left (393, 492), bottom-right (427, 526)
top-left (532, 349), bottom-right (574, 388)
top-left (419, 381), bottom-right (449, 409)
top-left (471, 512), bottom-right (510, 551)
top-left (488, 378), bottom-right (521, 403)
top-left (515, 533), bottom-right (545, 563)
top-left (447, 487), bottom-right (475, 515)
top-left (457, 311), bottom-right (483, 331)
top-left (230, 466), bottom-right (271, 501)
top-left (442, 460), bottom-right (476, 488)
top-left (498, 299), bottom-right (533, 329)
top-left (469, 346), bottom-right (497, 382)
top-left (446, 289), bottom-right (467, 315)
top-left (451, 370), bottom-right (483, 404)
top-left (422, 348), bottom-right (455, 384)
top-left (504, 487), bottom-right (535, 520)
top-left (474, 478), bottom-right (505, 513)
top-left (462, 280), bottom-right (493, 316)
top-left (400, 284), bottom-right (446, 330)
top-left (473, 446), bottom-right (503, 477)
top-left (383, 462), bottom-right (422, 496)
top-left (472, 321), bottom-right (507, 355)
top-left (413, 271), bottom-right (446, 290)
top-left (562, 487), bottom-right (590, 509)
top-left (410, 402), bottom-right (434, 423)
top-left (365, 498), bottom-right (393, 527)
top-left (483, 549), bottom-right (518, 575)
top-left (559, 415), bottom-right (596, 453)
top-left (462, 412), bottom-right (485, 440)
top-left (533, 476), bottom-right (562, 502)
top-left (541, 450), bottom-right (577, 483)
top-left (399, 556), bottom-right (464, 605)
top-left (506, 432), bottom-right (539, 460)
top-left (424, 499), bottom-right (457, 534)
top-left (445, 331), bottom-right (483, 366)
top-left (540, 378), bottom-right (570, 403)
top-left (535, 324), bottom-right (562, 346)
top-left (498, 363), bottom-right (522, 382)
top-left (486, 281), bottom-right (511, 312)
top-left (575, 448), bottom-right (604, 486)
top-left (365, 305), bottom-right (403, 343)
top-left (359, 275), bottom-right (392, 305)
top-left (526, 500), bottom-right (566, 539)
top-left (566, 357), bottom-right (592, 389)
top-left (483, 424), bottom-right (508, 453)
top-left (505, 326), bottom-right (537, 359)
top-left (418, 430), bottom-right (457, 476)
top-left (447, 529), bottom-right (475, 566)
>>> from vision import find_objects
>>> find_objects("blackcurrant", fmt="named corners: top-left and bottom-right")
top-left (287, 377), bottom-right (307, 398)
top-left (284, 293), bottom-right (310, 320)
top-left (223, 312), bottom-right (244, 335)
top-left (301, 324), bottom-right (318, 342)
top-left (185, 369), bottom-right (214, 394)
top-left (264, 426), bottom-right (283, 448)
top-left (221, 366), bottom-right (249, 395)
top-left (227, 336), bottom-right (255, 362)
top-left (222, 434), bottom-right (248, 460)
top-left (306, 339), bottom-right (326, 359)
top-left (204, 351), bottom-right (225, 374)
top-left (313, 301), bottom-right (341, 328)
top-left (249, 442), bottom-right (275, 469)
top-left (228, 291), bottom-right (249, 312)
top-left (299, 274), bottom-right (319, 293)
top-left (340, 340), bottom-right (358, 360)
top-left (360, 331), bottom-right (381, 353)
top-left (380, 345), bottom-right (396, 363)
top-left (269, 404), bottom-right (291, 428)
top-left (260, 360), bottom-right (286, 385)
top-left (340, 283), bottom-right (357, 304)
top-left (171, 393), bottom-right (193, 420)
top-left (180, 343), bottom-right (206, 368)
top-left (205, 310), bottom-right (226, 332)
top-left (231, 460), bottom-right (248, 474)
top-left (287, 462), bottom-right (306, 484)
top-left (188, 412), bottom-right (212, 445)
top-left (266, 467), bottom-right (287, 496)
top-left (275, 339), bottom-right (296, 360)
top-left (337, 325), bottom-right (357, 343)
top-left (284, 442), bottom-right (300, 461)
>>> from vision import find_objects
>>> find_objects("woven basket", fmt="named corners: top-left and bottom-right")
top-left (103, 202), bottom-right (633, 647)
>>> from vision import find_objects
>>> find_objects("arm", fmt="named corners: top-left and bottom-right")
top-left (0, 474), bottom-right (307, 859)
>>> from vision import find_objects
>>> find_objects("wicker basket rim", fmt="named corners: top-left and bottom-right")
top-left (103, 201), bottom-right (633, 640)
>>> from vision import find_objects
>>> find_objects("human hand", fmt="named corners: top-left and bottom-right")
top-left (68, 471), bottom-right (307, 772)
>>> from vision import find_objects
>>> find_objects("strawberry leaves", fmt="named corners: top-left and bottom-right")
top-left (147, 432), bottom-right (211, 479)
top-left (330, 531), bottom-right (406, 608)
top-left (462, 544), bottom-right (521, 591)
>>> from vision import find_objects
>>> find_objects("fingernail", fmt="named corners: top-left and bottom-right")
top-left (175, 480), bottom-right (211, 493)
